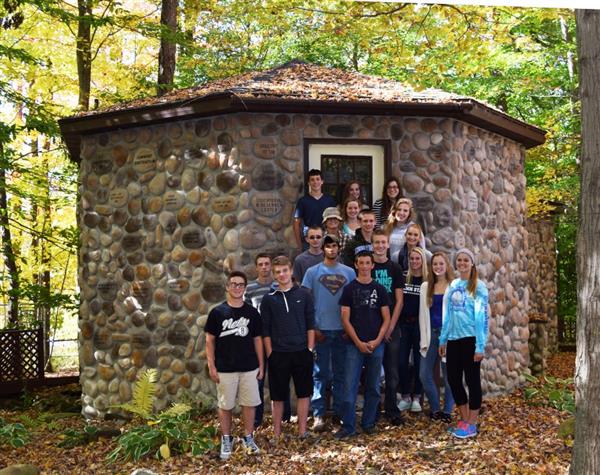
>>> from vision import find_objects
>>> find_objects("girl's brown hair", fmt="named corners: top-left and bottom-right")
top-left (406, 247), bottom-right (429, 285)
top-left (379, 176), bottom-right (403, 221)
top-left (456, 250), bottom-right (478, 296)
top-left (426, 252), bottom-right (454, 307)
top-left (383, 198), bottom-right (417, 235)
top-left (341, 180), bottom-right (365, 207)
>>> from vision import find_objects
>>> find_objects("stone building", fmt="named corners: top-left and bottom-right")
top-left (59, 61), bottom-right (546, 418)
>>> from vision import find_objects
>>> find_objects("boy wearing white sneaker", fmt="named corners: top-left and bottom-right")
top-left (205, 271), bottom-right (264, 460)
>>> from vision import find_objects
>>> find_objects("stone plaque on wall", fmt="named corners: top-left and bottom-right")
top-left (91, 158), bottom-right (113, 175)
top-left (254, 139), bottom-right (278, 159)
top-left (164, 191), bottom-right (185, 210)
top-left (251, 163), bottom-right (284, 191)
top-left (98, 281), bottom-right (118, 300)
top-left (181, 229), bottom-right (207, 249)
top-left (133, 148), bottom-right (157, 173)
top-left (109, 188), bottom-right (128, 208)
top-left (251, 193), bottom-right (284, 217)
top-left (212, 196), bottom-right (237, 213)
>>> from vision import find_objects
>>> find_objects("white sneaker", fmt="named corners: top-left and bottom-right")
top-left (220, 435), bottom-right (234, 460)
top-left (398, 398), bottom-right (412, 411)
top-left (410, 398), bottom-right (422, 412)
top-left (242, 434), bottom-right (260, 455)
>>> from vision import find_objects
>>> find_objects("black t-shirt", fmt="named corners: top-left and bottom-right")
top-left (372, 260), bottom-right (403, 309)
top-left (339, 279), bottom-right (391, 342)
top-left (400, 275), bottom-right (423, 324)
top-left (204, 301), bottom-right (262, 372)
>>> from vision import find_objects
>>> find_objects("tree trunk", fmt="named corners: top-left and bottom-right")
top-left (157, 0), bottom-right (177, 96)
top-left (77, 0), bottom-right (92, 111)
top-left (571, 9), bottom-right (600, 474)
top-left (0, 143), bottom-right (20, 326)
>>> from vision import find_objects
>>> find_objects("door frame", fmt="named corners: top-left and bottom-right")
top-left (302, 138), bottom-right (392, 202)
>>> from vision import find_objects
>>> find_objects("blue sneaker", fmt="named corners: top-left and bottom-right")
top-left (453, 423), bottom-right (477, 438)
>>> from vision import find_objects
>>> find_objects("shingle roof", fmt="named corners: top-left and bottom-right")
top-left (59, 61), bottom-right (546, 162)
top-left (78, 60), bottom-right (468, 116)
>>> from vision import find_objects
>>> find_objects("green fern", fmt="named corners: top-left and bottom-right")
top-left (115, 369), bottom-right (158, 419)
top-left (159, 403), bottom-right (192, 419)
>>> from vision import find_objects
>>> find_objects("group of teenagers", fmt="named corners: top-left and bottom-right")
top-left (205, 169), bottom-right (490, 460)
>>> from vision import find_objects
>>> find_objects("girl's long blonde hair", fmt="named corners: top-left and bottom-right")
top-left (406, 247), bottom-right (429, 284)
top-left (426, 252), bottom-right (454, 307)
top-left (383, 198), bottom-right (417, 235)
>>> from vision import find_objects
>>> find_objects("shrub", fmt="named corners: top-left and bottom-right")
top-left (523, 373), bottom-right (575, 414)
top-left (0, 417), bottom-right (30, 448)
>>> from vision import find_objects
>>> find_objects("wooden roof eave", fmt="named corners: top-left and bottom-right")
top-left (59, 93), bottom-right (546, 164)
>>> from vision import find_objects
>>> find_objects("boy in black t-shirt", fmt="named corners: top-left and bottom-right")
top-left (205, 271), bottom-right (264, 460)
top-left (336, 252), bottom-right (390, 439)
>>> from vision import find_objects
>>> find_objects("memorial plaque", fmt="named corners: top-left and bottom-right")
top-left (327, 124), bottom-right (354, 137)
top-left (92, 159), bottom-right (113, 175)
top-left (131, 331), bottom-right (151, 349)
top-left (93, 328), bottom-right (112, 350)
top-left (251, 163), bottom-right (284, 191)
top-left (412, 193), bottom-right (435, 212)
top-left (122, 234), bottom-right (142, 252)
top-left (109, 188), bottom-right (128, 208)
top-left (133, 148), bottom-right (157, 173)
top-left (167, 279), bottom-right (190, 293)
top-left (182, 229), bottom-right (206, 249)
top-left (132, 281), bottom-right (153, 308)
top-left (164, 191), bottom-right (185, 210)
top-left (202, 279), bottom-right (225, 303)
top-left (433, 204), bottom-right (452, 227)
top-left (167, 322), bottom-right (191, 346)
top-left (212, 196), bottom-right (238, 213)
top-left (251, 193), bottom-right (284, 217)
top-left (98, 280), bottom-right (118, 300)
top-left (254, 139), bottom-right (278, 159)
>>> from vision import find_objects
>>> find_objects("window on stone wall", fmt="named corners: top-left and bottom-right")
top-left (321, 155), bottom-right (372, 206)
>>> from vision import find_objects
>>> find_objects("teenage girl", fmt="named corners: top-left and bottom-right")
top-left (341, 180), bottom-right (369, 210)
top-left (396, 223), bottom-right (431, 276)
top-left (397, 247), bottom-right (429, 413)
top-left (373, 177), bottom-right (402, 228)
top-left (419, 252), bottom-right (455, 423)
top-left (384, 198), bottom-right (425, 263)
top-left (439, 248), bottom-right (489, 439)
top-left (341, 198), bottom-right (361, 238)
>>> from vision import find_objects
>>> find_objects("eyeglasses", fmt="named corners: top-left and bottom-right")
top-left (228, 282), bottom-right (246, 289)
top-left (308, 235), bottom-right (323, 240)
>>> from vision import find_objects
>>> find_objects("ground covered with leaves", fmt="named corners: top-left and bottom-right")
top-left (1, 353), bottom-right (575, 475)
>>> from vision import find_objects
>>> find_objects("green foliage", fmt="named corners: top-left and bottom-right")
top-left (0, 417), bottom-right (30, 448)
top-left (107, 412), bottom-right (217, 463)
top-left (556, 209), bottom-right (578, 326)
top-left (115, 368), bottom-right (158, 419)
top-left (58, 425), bottom-right (99, 449)
top-left (523, 373), bottom-right (575, 414)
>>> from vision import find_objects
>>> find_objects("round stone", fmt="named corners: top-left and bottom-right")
top-left (216, 171), bottom-right (238, 192)
top-left (177, 207), bottom-right (192, 226)
top-left (164, 191), bottom-right (185, 210)
top-left (201, 279), bottom-right (226, 303)
top-left (159, 211), bottom-right (177, 233)
top-left (168, 295), bottom-right (182, 311)
top-left (135, 264), bottom-right (150, 280)
top-left (413, 132), bottom-right (431, 150)
top-left (211, 214), bottom-right (222, 233)
top-left (158, 313), bottom-right (173, 328)
top-left (192, 207), bottom-right (210, 226)
top-left (189, 250), bottom-right (204, 267)
top-left (223, 229), bottom-right (239, 251)
top-left (281, 129), bottom-right (301, 146)
top-left (171, 359), bottom-right (185, 373)
top-left (181, 169), bottom-right (196, 191)
top-left (251, 163), bottom-right (284, 191)
top-left (181, 228), bottom-right (207, 249)
top-left (133, 148), bottom-right (157, 173)
top-left (223, 214), bottom-right (238, 228)
top-left (402, 174), bottom-right (424, 193)
top-left (182, 292), bottom-right (201, 311)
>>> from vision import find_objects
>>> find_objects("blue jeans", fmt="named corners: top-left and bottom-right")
top-left (312, 330), bottom-right (346, 418)
top-left (398, 323), bottom-right (422, 396)
top-left (383, 325), bottom-right (402, 418)
top-left (419, 327), bottom-right (454, 414)
top-left (341, 342), bottom-right (384, 434)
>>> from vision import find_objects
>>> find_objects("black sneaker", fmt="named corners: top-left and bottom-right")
top-left (334, 428), bottom-right (355, 440)
top-left (429, 411), bottom-right (443, 421)
top-left (362, 426), bottom-right (377, 435)
top-left (390, 415), bottom-right (405, 426)
top-left (439, 412), bottom-right (453, 424)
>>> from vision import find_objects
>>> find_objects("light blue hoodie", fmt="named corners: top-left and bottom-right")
top-left (439, 278), bottom-right (489, 354)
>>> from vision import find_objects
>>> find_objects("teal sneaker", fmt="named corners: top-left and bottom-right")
top-left (448, 420), bottom-right (467, 434)
top-left (453, 423), bottom-right (477, 439)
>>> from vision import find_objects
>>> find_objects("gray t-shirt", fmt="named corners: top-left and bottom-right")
top-left (292, 250), bottom-right (324, 283)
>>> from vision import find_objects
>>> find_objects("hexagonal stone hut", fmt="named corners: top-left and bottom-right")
top-left (59, 61), bottom-right (546, 419)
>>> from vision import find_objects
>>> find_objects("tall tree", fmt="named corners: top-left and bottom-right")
top-left (76, 0), bottom-right (93, 111)
top-left (157, 0), bottom-right (177, 96)
top-left (571, 8), bottom-right (600, 474)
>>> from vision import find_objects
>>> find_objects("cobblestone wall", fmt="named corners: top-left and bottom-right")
top-left (78, 112), bottom-right (529, 418)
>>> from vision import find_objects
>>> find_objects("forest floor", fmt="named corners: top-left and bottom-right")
top-left (0, 352), bottom-right (575, 475)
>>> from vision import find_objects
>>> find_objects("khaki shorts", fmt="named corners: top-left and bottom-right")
top-left (216, 368), bottom-right (261, 410)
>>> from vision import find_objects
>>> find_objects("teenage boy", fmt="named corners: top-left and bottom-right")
top-left (261, 256), bottom-right (316, 439)
top-left (322, 207), bottom-right (348, 255)
top-left (294, 169), bottom-right (336, 251)
top-left (302, 235), bottom-right (356, 432)
top-left (336, 252), bottom-right (390, 439)
top-left (205, 271), bottom-right (264, 460)
top-left (292, 226), bottom-right (324, 283)
top-left (371, 229), bottom-right (405, 426)
top-left (341, 209), bottom-right (376, 267)
top-left (244, 254), bottom-right (292, 428)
